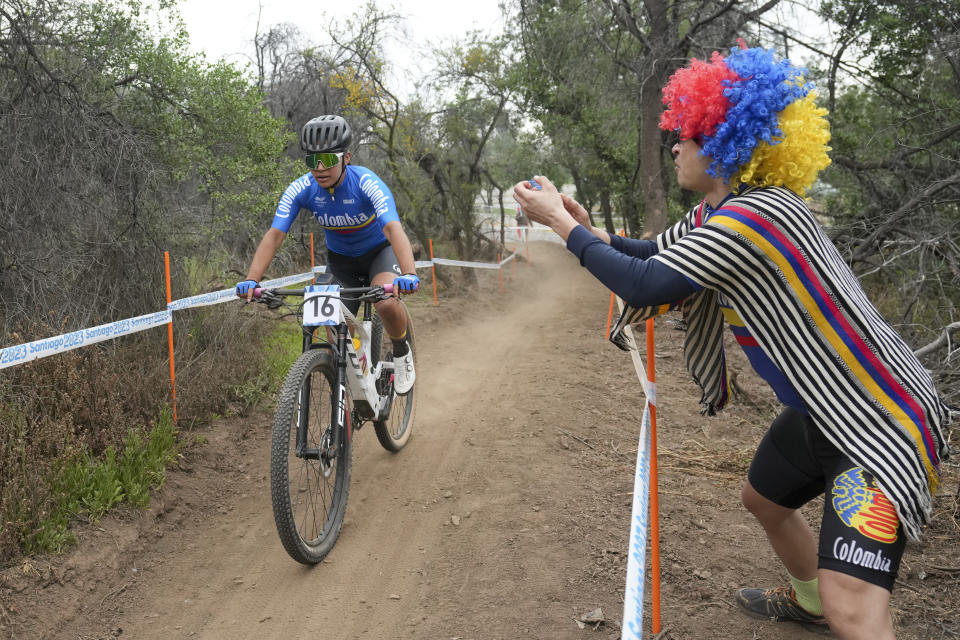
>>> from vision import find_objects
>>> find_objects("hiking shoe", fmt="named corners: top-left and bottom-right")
top-left (735, 586), bottom-right (830, 635)
top-left (393, 344), bottom-right (415, 395)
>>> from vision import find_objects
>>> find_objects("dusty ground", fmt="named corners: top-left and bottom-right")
top-left (1, 241), bottom-right (957, 640)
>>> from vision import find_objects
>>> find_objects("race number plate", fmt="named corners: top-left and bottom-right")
top-left (303, 285), bottom-right (342, 326)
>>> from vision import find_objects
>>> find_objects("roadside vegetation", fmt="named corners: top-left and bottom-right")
top-left (0, 0), bottom-right (956, 562)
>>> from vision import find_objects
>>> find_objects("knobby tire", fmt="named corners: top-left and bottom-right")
top-left (270, 349), bottom-right (352, 564)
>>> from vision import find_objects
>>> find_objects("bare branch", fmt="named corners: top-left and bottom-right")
top-left (914, 322), bottom-right (960, 359)
top-left (601, 0), bottom-right (652, 52)
top-left (852, 171), bottom-right (960, 263)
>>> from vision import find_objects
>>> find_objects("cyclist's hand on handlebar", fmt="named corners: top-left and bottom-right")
top-left (236, 279), bottom-right (259, 302)
top-left (393, 274), bottom-right (419, 294)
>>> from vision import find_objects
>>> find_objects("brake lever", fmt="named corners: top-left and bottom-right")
top-left (258, 290), bottom-right (283, 309)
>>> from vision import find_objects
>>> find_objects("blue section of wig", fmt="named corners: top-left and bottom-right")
top-left (700, 47), bottom-right (815, 182)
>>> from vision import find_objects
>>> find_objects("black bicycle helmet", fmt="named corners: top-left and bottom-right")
top-left (300, 115), bottom-right (352, 153)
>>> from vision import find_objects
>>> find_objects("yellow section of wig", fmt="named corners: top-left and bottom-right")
top-left (732, 93), bottom-right (832, 196)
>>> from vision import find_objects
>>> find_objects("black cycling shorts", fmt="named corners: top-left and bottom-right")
top-left (748, 408), bottom-right (906, 591)
top-left (326, 241), bottom-right (401, 314)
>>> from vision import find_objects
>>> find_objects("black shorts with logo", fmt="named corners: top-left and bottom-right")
top-left (326, 241), bottom-right (401, 314)
top-left (748, 408), bottom-right (906, 591)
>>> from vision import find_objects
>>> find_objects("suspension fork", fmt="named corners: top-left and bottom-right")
top-left (330, 322), bottom-right (350, 454)
top-left (295, 325), bottom-right (348, 460)
top-left (295, 326), bottom-right (319, 458)
top-left (296, 327), bottom-right (314, 458)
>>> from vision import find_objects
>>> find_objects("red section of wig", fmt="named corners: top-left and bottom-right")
top-left (659, 52), bottom-right (740, 141)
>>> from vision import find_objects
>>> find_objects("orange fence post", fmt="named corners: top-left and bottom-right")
top-left (497, 252), bottom-right (504, 294)
top-left (310, 232), bottom-right (316, 283)
top-left (605, 293), bottom-right (616, 338)
top-left (512, 252), bottom-right (517, 279)
top-left (646, 317), bottom-right (661, 634)
top-left (429, 238), bottom-right (438, 306)
top-left (164, 251), bottom-right (178, 423)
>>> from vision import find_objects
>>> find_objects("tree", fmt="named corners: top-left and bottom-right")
top-left (515, 1), bottom-right (640, 233)
top-left (515, 0), bottom-right (782, 236)
top-left (0, 0), bottom-right (292, 334)
top-left (0, 0), bottom-right (296, 558)
top-left (483, 126), bottom-right (569, 247)
top-left (429, 34), bottom-right (530, 258)
top-left (811, 0), bottom-right (960, 400)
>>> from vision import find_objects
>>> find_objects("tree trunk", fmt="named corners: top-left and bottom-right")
top-left (639, 72), bottom-right (668, 236)
top-left (600, 190), bottom-right (614, 233)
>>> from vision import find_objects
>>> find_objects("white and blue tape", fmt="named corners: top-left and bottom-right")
top-left (167, 272), bottom-right (315, 312)
top-left (616, 305), bottom-right (656, 639)
top-left (1, 249), bottom-right (527, 370)
top-left (0, 310), bottom-right (172, 370)
top-left (622, 403), bottom-right (652, 640)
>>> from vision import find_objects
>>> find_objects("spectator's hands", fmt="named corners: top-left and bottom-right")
top-left (528, 175), bottom-right (555, 193)
top-left (236, 279), bottom-right (259, 302)
top-left (561, 194), bottom-right (591, 228)
top-left (512, 175), bottom-right (578, 240)
top-left (393, 274), bottom-right (420, 294)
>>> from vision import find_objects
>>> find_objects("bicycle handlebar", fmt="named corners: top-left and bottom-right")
top-left (251, 284), bottom-right (395, 299)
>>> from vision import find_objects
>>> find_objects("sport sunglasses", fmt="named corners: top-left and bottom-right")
top-left (305, 152), bottom-right (344, 170)
top-left (667, 129), bottom-right (704, 147)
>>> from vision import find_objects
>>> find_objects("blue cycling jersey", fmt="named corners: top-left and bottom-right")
top-left (271, 165), bottom-right (401, 257)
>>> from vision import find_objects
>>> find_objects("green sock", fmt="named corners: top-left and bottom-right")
top-left (789, 572), bottom-right (823, 616)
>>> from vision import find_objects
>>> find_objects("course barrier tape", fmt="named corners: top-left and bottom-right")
top-left (500, 251), bottom-right (519, 266)
top-left (623, 402), bottom-right (653, 640)
top-left (0, 310), bottom-right (172, 370)
top-left (485, 224), bottom-right (565, 245)
top-left (431, 257), bottom-right (502, 270)
top-left (0, 246), bottom-right (527, 369)
top-left (312, 253), bottom-right (519, 274)
top-left (167, 272), bottom-right (315, 311)
top-left (617, 306), bottom-right (655, 639)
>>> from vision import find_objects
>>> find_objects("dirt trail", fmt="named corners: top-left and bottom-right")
top-left (118, 243), bottom-right (625, 640)
top-left (2, 241), bottom-right (956, 640)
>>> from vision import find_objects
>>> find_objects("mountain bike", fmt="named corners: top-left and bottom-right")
top-left (253, 276), bottom-right (416, 564)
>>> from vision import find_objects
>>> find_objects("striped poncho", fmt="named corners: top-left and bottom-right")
top-left (611, 186), bottom-right (951, 540)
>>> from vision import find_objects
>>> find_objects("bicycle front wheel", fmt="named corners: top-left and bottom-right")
top-left (372, 306), bottom-right (416, 452)
top-left (270, 349), bottom-right (352, 564)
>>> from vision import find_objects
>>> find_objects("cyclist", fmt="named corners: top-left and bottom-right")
top-left (237, 115), bottom-right (418, 394)
top-left (515, 209), bottom-right (530, 242)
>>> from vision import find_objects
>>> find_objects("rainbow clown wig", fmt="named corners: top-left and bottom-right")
top-left (660, 46), bottom-right (831, 196)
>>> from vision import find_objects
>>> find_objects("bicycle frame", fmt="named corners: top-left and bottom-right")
top-left (307, 295), bottom-right (392, 400)
top-left (257, 281), bottom-right (412, 565)
top-left (279, 288), bottom-right (395, 461)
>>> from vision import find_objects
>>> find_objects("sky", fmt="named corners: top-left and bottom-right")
top-left (176, 0), bottom-right (509, 93)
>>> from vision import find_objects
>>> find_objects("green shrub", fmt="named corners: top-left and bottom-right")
top-left (19, 408), bottom-right (179, 555)
top-left (264, 320), bottom-right (304, 387)
top-left (231, 318), bottom-right (303, 410)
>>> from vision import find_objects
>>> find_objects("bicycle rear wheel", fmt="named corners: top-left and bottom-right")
top-left (372, 306), bottom-right (416, 452)
top-left (271, 349), bottom-right (352, 564)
